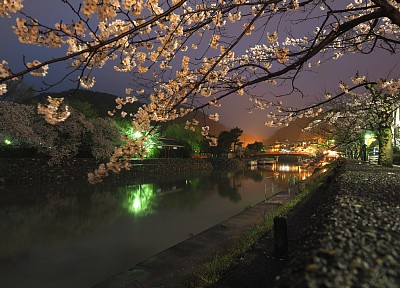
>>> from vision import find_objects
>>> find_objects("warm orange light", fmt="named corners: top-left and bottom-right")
top-left (324, 150), bottom-right (339, 158)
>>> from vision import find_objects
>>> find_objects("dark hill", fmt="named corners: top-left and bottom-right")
top-left (161, 111), bottom-right (231, 137)
top-left (29, 89), bottom-right (232, 136)
top-left (32, 89), bottom-right (141, 117)
top-left (264, 117), bottom-right (319, 145)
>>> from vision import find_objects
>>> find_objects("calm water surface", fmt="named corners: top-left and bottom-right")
top-left (0, 162), bottom-right (313, 288)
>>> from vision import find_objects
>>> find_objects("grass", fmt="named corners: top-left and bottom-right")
top-left (184, 162), bottom-right (337, 288)
top-left (243, 202), bottom-right (252, 210)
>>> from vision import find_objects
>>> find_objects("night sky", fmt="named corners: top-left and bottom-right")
top-left (1, 0), bottom-right (399, 141)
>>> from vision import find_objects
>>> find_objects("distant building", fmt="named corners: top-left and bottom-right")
top-left (156, 138), bottom-right (189, 158)
top-left (265, 137), bottom-right (324, 155)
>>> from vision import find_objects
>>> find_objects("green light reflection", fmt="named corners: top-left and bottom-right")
top-left (123, 184), bottom-right (157, 217)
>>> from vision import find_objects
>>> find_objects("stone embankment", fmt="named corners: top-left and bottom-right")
top-left (0, 157), bottom-right (246, 184)
top-left (276, 160), bottom-right (400, 287)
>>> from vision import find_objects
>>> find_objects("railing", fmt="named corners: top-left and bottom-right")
top-left (264, 175), bottom-right (301, 203)
top-left (287, 175), bottom-right (300, 200)
top-left (264, 176), bottom-right (280, 202)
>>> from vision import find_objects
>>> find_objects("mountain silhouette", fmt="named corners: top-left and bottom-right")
top-left (264, 117), bottom-right (318, 145)
top-left (30, 89), bottom-right (233, 137)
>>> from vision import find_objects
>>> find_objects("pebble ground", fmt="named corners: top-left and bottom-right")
top-left (277, 160), bottom-right (400, 287)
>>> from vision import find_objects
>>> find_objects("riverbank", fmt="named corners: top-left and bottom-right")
top-left (91, 160), bottom-right (333, 288)
top-left (0, 157), bottom-right (247, 185)
top-left (276, 160), bottom-right (400, 287)
top-left (92, 159), bottom-right (400, 288)
top-left (212, 159), bottom-right (400, 288)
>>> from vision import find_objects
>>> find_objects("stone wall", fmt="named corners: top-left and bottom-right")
top-left (0, 157), bottom-right (218, 185)
top-left (0, 158), bottom-right (98, 184)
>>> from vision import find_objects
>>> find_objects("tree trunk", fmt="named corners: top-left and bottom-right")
top-left (378, 127), bottom-right (393, 166)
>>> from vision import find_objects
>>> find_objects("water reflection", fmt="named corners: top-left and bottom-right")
top-left (214, 171), bottom-right (242, 203)
top-left (0, 161), bottom-right (314, 288)
top-left (258, 163), bottom-right (314, 181)
top-left (122, 184), bottom-right (158, 216)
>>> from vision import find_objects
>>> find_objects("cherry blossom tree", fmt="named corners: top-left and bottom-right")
top-left (0, 101), bottom-right (121, 164)
top-left (0, 101), bottom-right (41, 148)
top-left (291, 75), bottom-right (400, 166)
top-left (0, 0), bottom-right (399, 181)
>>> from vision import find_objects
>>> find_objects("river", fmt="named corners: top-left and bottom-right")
top-left (0, 161), bottom-right (313, 288)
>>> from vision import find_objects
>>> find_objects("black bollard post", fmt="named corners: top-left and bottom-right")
top-left (274, 216), bottom-right (288, 258)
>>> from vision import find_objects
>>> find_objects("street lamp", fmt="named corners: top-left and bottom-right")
top-left (364, 133), bottom-right (373, 145)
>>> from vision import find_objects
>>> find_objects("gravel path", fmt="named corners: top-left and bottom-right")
top-left (277, 160), bottom-right (400, 287)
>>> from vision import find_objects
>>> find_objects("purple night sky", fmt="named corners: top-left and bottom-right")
top-left (1, 0), bottom-right (399, 141)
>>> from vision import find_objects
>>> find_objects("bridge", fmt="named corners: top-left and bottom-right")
top-left (248, 153), bottom-right (312, 163)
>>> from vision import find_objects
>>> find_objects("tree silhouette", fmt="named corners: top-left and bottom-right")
top-left (217, 127), bottom-right (243, 155)
top-left (247, 141), bottom-right (265, 153)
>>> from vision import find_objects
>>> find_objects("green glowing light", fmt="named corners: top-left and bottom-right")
top-left (364, 132), bottom-right (375, 145)
top-left (133, 131), bottom-right (143, 138)
top-left (4, 139), bottom-right (12, 145)
top-left (123, 184), bottom-right (157, 216)
top-left (121, 127), bottom-right (160, 158)
top-left (132, 195), bottom-right (142, 212)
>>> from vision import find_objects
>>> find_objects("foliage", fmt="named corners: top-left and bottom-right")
top-left (0, 1), bottom-right (399, 181)
top-left (0, 101), bottom-right (120, 163)
top-left (89, 118), bottom-right (122, 160)
top-left (66, 99), bottom-right (99, 119)
top-left (297, 78), bottom-right (400, 166)
top-left (217, 131), bottom-right (234, 153)
top-left (199, 137), bottom-right (218, 155)
top-left (0, 101), bottom-right (39, 148)
top-left (230, 127), bottom-right (243, 152)
top-left (246, 141), bottom-right (265, 153)
top-left (217, 127), bottom-right (243, 154)
top-left (117, 121), bottom-right (162, 158)
top-left (162, 123), bottom-right (203, 154)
